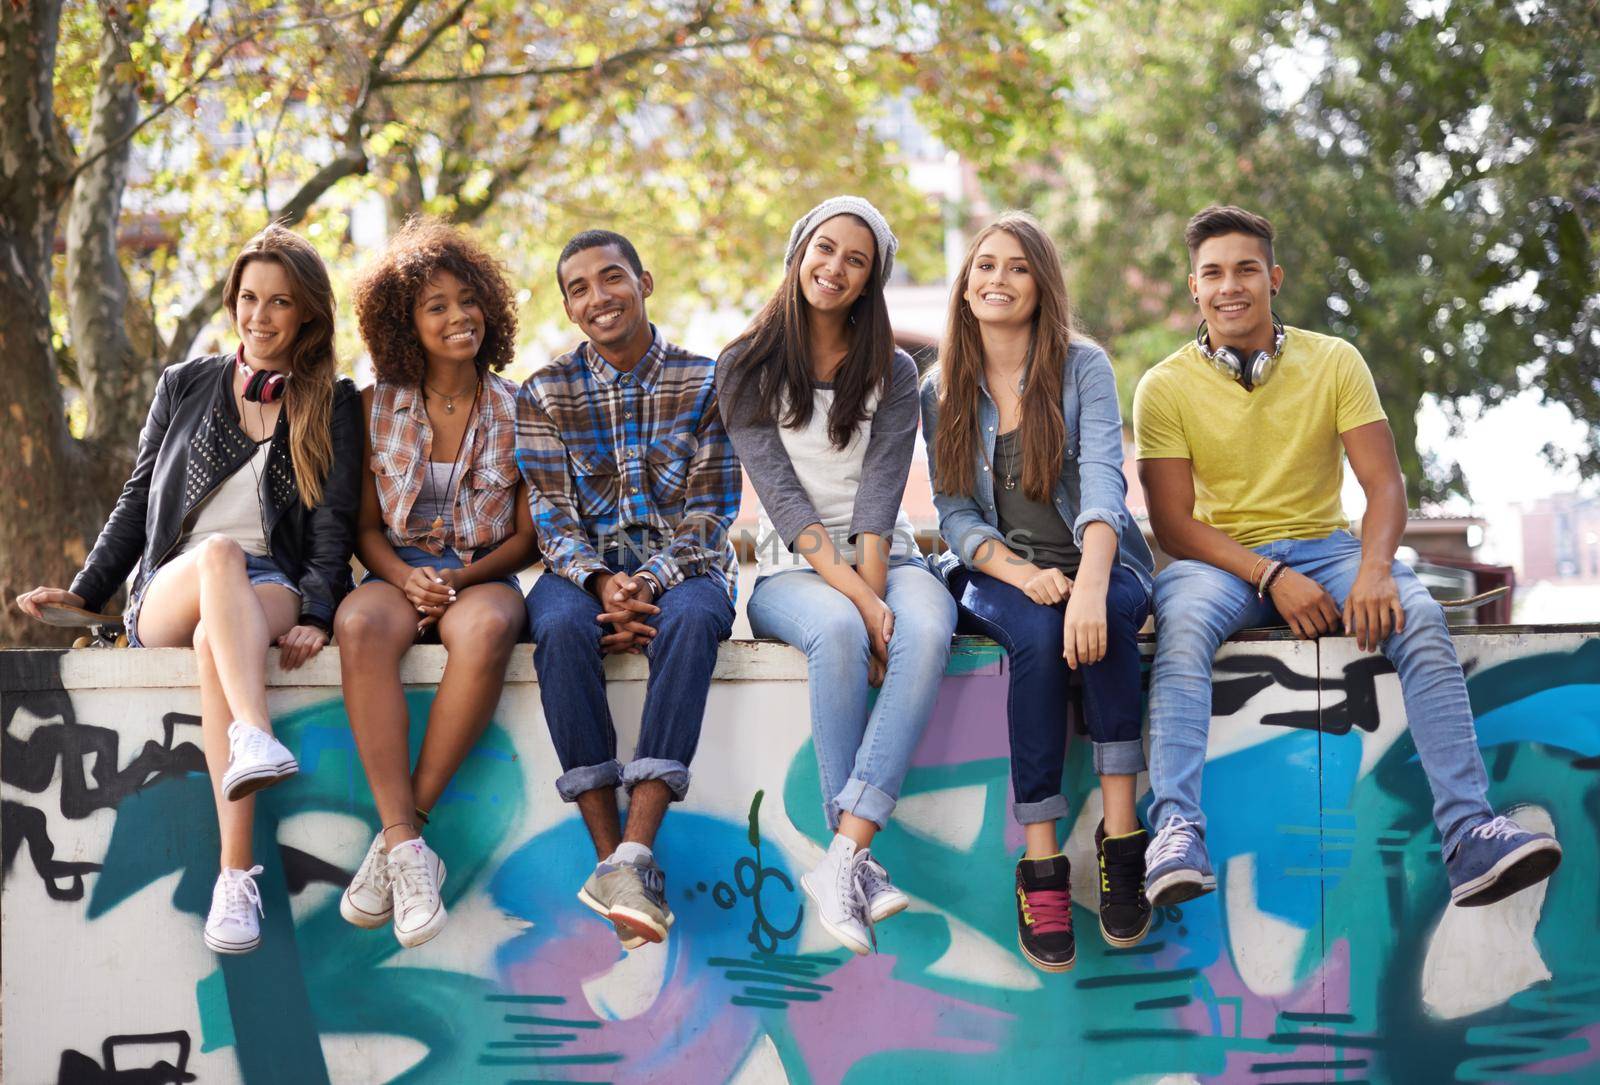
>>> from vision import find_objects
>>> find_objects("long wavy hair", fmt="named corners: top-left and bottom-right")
top-left (934, 212), bottom-right (1083, 502)
top-left (221, 223), bottom-right (337, 508)
top-left (721, 214), bottom-right (895, 449)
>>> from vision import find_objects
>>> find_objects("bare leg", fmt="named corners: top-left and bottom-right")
top-left (837, 811), bottom-right (878, 850)
top-left (412, 584), bottom-right (523, 815)
top-left (577, 789), bottom-right (623, 859)
top-left (1024, 820), bottom-right (1060, 859)
top-left (334, 582), bottom-right (422, 849)
top-left (1100, 774), bottom-right (1139, 836)
top-left (621, 780), bottom-right (672, 849)
top-left (196, 624), bottom-right (254, 870)
top-left (139, 550), bottom-right (297, 868)
top-left (193, 538), bottom-right (285, 731)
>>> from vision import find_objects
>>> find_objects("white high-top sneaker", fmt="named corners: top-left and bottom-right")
top-left (855, 850), bottom-right (909, 923)
top-left (389, 838), bottom-right (448, 949)
top-left (204, 865), bottom-right (265, 954)
top-left (340, 832), bottom-right (393, 928)
top-left (800, 835), bottom-right (872, 955)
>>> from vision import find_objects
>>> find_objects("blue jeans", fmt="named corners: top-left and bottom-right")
top-left (526, 557), bottom-right (734, 803)
top-left (747, 559), bottom-right (957, 830)
top-left (1147, 529), bottom-right (1492, 855)
top-left (947, 563), bottom-right (1150, 824)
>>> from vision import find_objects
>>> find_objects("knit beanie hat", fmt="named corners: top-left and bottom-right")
top-left (784, 196), bottom-right (898, 284)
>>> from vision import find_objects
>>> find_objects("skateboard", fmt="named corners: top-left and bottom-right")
top-left (32, 602), bottom-right (129, 648)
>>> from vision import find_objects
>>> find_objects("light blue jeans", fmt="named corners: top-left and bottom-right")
top-left (748, 558), bottom-right (958, 831)
top-left (1147, 529), bottom-right (1492, 856)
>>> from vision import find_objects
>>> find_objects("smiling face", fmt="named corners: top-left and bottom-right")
top-left (559, 243), bottom-right (653, 362)
top-left (797, 215), bottom-right (876, 315)
top-left (1189, 232), bottom-right (1283, 347)
top-left (234, 258), bottom-right (305, 369)
top-left (413, 270), bottom-right (485, 372)
top-left (962, 228), bottom-right (1039, 330)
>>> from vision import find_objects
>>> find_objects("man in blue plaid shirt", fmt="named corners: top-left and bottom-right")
top-left (516, 229), bottom-right (740, 949)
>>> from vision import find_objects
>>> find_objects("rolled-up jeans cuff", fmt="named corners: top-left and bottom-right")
top-left (829, 778), bottom-right (897, 831)
top-left (1013, 794), bottom-right (1069, 825)
top-left (1093, 739), bottom-right (1147, 776)
top-left (555, 759), bottom-right (623, 803)
top-left (623, 757), bottom-right (692, 802)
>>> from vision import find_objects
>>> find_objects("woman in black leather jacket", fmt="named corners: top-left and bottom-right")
top-left (18, 224), bottom-right (361, 956)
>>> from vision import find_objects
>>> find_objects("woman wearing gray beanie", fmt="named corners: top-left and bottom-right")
top-left (716, 197), bottom-right (956, 955)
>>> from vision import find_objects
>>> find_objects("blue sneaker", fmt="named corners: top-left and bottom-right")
top-left (1447, 813), bottom-right (1562, 907)
top-left (1145, 815), bottom-right (1216, 907)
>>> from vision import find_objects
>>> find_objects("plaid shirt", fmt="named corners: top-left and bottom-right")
top-left (515, 328), bottom-right (740, 601)
top-left (368, 372), bottom-right (521, 558)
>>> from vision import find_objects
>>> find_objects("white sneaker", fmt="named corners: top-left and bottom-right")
top-left (389, 838), bottom-right (447, 949)
top-left (856, 851), bottom-right (909, 923)
top-left (221, 721), bottom-right (298, 801)
top-left (204, 865), bottom-right (265, 954)
top-left (340, 833), bottom-right (393, 928)
top-left (801, 835), bottom-right (873, 955)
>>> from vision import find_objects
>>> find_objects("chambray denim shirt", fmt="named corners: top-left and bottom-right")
top-left (918, 341), bottom-right (1155, 601)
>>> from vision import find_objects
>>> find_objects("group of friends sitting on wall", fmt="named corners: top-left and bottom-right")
top-left (17, 199), bottom-right (1564, 975)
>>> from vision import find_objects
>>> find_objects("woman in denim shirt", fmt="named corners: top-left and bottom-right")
top-left (921, 212), bottom-right (1156, 974)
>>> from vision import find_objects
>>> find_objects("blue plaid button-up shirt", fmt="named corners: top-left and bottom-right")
top-left (515, 327), bottom-right (740, 601)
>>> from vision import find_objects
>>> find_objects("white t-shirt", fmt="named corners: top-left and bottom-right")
top-left (180, 441), bottom-right (271, 557)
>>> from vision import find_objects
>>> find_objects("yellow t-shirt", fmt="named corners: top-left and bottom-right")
top-left (1132, 326), bottom-right (1387, 548)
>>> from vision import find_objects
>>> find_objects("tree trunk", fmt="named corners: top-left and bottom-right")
top-left (0, 0), bottom-right (99, 647)
top-left (67, 10), bottom-right (157, 464)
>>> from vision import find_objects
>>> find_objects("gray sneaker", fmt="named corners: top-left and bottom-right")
top-left (578, 859), bottom-right (674, 945)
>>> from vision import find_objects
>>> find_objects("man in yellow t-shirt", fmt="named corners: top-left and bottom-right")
top-left (1131, 204), bottom-right (1561, 914)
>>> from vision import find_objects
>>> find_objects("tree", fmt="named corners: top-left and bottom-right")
top-left (2, 0), bottom-right (1067, 646)
top-left (962, 0), bottom-right (1599, 502)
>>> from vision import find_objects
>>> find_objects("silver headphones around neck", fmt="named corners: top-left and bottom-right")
top-left (1195, 317), bottom-right (1287, 390)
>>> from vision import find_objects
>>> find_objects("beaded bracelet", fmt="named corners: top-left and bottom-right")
top-left (1259, 561), bottom-right (1289, 600)
top-left (1255, 559), bottom-right (1281, 600)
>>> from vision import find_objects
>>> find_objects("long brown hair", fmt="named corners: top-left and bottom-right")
top-left (721, 214), bottom-right (895, 449)
top-left (221, 223), bottom-right (337, 508)
top-left (934, 212), bottom-right (1082, 502)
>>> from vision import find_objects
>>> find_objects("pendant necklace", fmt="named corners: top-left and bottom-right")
top-left (425, 378), bottom-right (478, 414)
top-left (423, 380), bottom-right (481, 538)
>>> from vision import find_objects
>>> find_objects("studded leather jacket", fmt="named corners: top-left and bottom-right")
top-left (70, 354), bottom-right (363, 632)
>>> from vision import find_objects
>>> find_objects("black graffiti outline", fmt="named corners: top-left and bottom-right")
top-left (56, 1029), bottom-right (196, 1084)
top-left (1211, 653), bottom-right (1398, 735)
top-left (3, 651), bottom-right (206, 900)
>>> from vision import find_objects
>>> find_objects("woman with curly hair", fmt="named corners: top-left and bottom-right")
top-left (333, 218), bottom-right (537, 948)
top-left (19, 224), bottom-right (362, 955)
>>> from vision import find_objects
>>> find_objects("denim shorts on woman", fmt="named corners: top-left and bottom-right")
top-left (359, 545), bottom-right (524, 593)
top-left (126, 552), bottom-right (299, 648)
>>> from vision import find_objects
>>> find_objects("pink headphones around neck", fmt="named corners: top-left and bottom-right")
top-left (236, 347), bottom-right (289, 403)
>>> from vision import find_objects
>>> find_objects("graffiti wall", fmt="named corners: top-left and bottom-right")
top-left (3, 629), bottom-right (1597, 1084)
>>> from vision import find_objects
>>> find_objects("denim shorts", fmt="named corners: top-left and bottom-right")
top-left (126, 552), bottom-right (299, 647)
top-left (360, 545), bottom-right (523, 593)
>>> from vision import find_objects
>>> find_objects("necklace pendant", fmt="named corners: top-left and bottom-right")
top-left (1003, 476), bottom-right (1017, 491)
top-left (431, 516), bottom-right (445, 535)
top-left (444, 399), bottom-right (455, 413)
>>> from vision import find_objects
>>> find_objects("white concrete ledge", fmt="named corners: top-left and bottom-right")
top-left (4, 624), bottom-right (1595, 691)
top-left (1, 636), bottom-right (1010, 690)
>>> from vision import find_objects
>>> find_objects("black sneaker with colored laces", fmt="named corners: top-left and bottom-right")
top-left (1096, 819), bottom-right (1153, 948)
top-left (1015, 854), bottom-right (1075, 973)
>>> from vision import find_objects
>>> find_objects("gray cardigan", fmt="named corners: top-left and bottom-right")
top-left (717, 347), bottom-right (921, 550)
